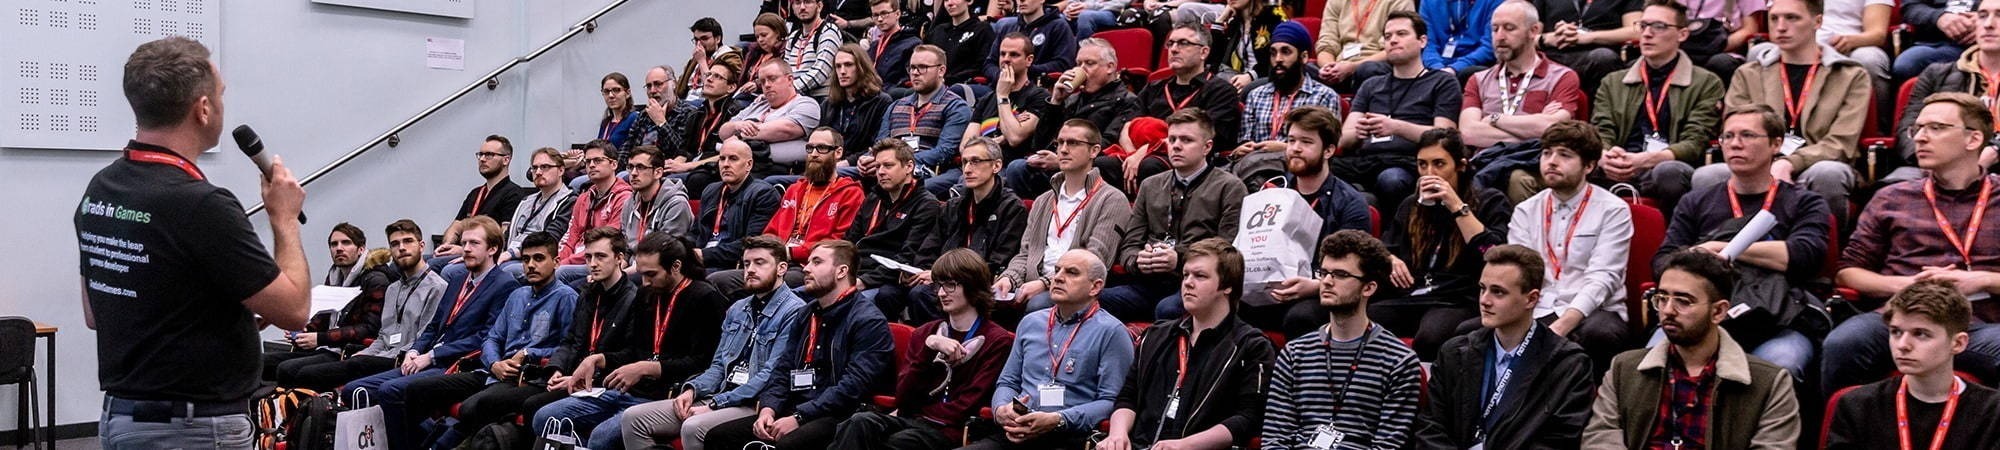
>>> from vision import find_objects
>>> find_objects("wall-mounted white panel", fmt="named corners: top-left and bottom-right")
top-left (2, 0), bottom-right (220, 151)
top-left (311, 0), bottom-right (475, 19)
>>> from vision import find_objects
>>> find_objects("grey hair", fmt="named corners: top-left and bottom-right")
top-left (1065, 249), bottom-right (1108, 282)
top-left (962, 136), bottom-right (1001, 161)
top-left (1171, 23), bottom-right (1211, 46)
top-left (1502, 0), bottom-right (1540, 28)
top-left (1078, 38), bottom-right (1119, 66)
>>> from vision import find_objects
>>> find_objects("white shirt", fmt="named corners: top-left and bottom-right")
top-left (1507, 184), bottom-right (1632, 320)
top-left (1040, 182), bottom-right (1091, 276)
top-left (1818, 0), bottom-right (1894, 45)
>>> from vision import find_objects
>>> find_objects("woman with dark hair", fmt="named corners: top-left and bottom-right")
top-left (739, 13), bottom-right (789, 94)
top-left (1374, 128), bottom-right (1513, 360)
top-left (824, 43), bottom-right (893, 165)
top-left (828, 248), bottom-right (1014, 449)
top-left (598, 72), bottom-right (637, 150)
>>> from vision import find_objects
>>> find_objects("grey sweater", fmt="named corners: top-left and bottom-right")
top-left (355, 267), bottom-right (447, 357)
top-left (1001, 170), bottom-right (1132, 285)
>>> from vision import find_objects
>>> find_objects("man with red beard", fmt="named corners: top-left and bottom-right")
top-left (708, 127), bottom-right (865, 297)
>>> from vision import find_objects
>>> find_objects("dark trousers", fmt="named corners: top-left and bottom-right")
top-left (265, 350), bottom-right (338, 382)
top-left (280, 354), bottom-right (396, 393)
top-left (396, 372), bottom-right (493, 450)
top-left (703, 413), bottom-right (843, 450)
top-left (957, 430), bottom-right (1089, 450)
top-left (1368, 301), bottom-right (1481, 361)
top-left (431, 383), bottom-right (547, 449)
top-left (829, 412), bottom-right (957, 450)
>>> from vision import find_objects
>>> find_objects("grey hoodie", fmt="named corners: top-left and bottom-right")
top-left (620, 177), bottom-right (695, 243)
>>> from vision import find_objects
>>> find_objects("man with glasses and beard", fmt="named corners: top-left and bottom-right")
top-left (505, 148), bottom-right (576, 264)
top-left (435, 135), bottom-right (531, 265)
top-left (711, 127), bottom-right (866, 297)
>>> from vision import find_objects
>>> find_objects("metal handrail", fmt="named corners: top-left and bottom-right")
top-left (246, 0), bottom-right (634, 216)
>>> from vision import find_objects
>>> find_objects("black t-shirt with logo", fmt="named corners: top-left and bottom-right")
top-left (75, 140), bottom-right (279, 402)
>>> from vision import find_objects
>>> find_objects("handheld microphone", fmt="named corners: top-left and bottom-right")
top-left (232, 125), bottom-right (308, 224)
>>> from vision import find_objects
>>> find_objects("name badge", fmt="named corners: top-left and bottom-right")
top-left (1037, 383), bottom-right (1066, 408)
top-left (728, 364), bottom-right (751, 386)
top-left (1369, 135), bottom-right (1393, 144)
top-left (1950, 0), bottom-right (1975, 13)
top-left (704, 240), bottom-right (719, 249)
top-left (1164, 394), bottom-right (1182, 420)
top-left (387, 333), bottom-right (404, 346)
top-left (1309, 425), bottom-right (1345, 449)
top-left (1442, 38), bottom-right (1457, 58)
top-left (1340, 43), bottom-right (1363, 60)
top-left (1409, 285), bottom-right (1437, 297)
top-left (1780, 134), bottom-right (1806, 156)
top-left (787, 236), bottom-right (804, 248)
top-left (902, 136), bottom-right (923, 153)
top-left (790, 369), bottom-right (816, 391)
top-left (1643, 134), bottom-right (1670, 153)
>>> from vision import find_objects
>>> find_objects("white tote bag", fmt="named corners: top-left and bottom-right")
top-left (1233, 188), bottom-right (1323, 307)
top-left (334, 389), bottom-right (386, 450)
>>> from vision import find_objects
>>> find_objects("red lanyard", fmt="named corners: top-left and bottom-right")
top-left (1163, 80), bottom-right (1200, 112)
top-left (1268, 90), bottom-right (1298, 140)
top-left (1172, 336), bottom-right (1191, 395)
top-left (1779, 63), bottom-right (1819, 127)
top-left (1350, 0), bottom-right (1386, 41)
top-left (470, 185), bottom-right (492, 217)
top-left (1984, 70), bottom-right (2000, 121)
top-left (1898, 376), bottom-right (1963, 450)
top-left (803, 286), bottom-right (859, 365)
top-left (446, 277), bottom-right (479, 326)
top-left (791, 184), bottom-right (830, 240)
top-left (652, 279), bottom-right (693, 354)
top-left (1638, 66), bottom-right (1668, 131)
top-left (863, 183), bottom-right (918, 235)
top-left (908, 101), bottom-right (938, 134)
top-left (873, 32), bottom-right (893, 62)
top-left (695, 106), bottom-right (726, 152)
top-left (1046, 303), bottom-right (1101, 374)
top-left (964, 194), bottom-right (982, 247)
top-left (712, 186), bottom-right (731, 236)
top-left (1053, 180), bottom-right (1104, 238)
top-left (126, 148), bottom-right (205, 180)
top-left (790, 22), bottom-right (821, 70)
top-left (1728, 180), bottom-right (1779, 218)
top-left (1541, 188), bottom-right (1595, 280)
top-left (1925, 177), bottom-right (1993, 269)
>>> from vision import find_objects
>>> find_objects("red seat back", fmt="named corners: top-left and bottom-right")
top-left (1369, 205), bottom-right (1381, 237)
top-left (1095, 28), bottom-right (1156, 72)
top-left (1625, 200), bottom-right (1667, 331)
top-left (1894, 77), bottom-right (1918, 131)
top-left (1819, 385), bottom-right (1861, 446)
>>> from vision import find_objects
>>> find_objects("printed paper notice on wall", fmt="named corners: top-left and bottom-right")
top-left (426, 37), bottom-right (465, 71)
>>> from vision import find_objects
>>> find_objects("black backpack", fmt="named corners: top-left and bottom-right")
top-left (253, 387), bottom-right (337, 450)
top-left (456, 422), bottom-right (530, 450)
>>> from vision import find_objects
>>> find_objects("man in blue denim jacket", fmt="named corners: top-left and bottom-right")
top-left (619, 235), bottom-right (810, 450)
top-left (705, 239), bottom-right (896, 449)
top-left (970, 249), bottom-right (1136, 450)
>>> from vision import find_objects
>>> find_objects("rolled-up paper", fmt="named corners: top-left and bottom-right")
top-left (1721, 210), bottom-right (1778, 260)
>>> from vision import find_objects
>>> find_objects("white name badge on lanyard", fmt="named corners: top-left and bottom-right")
top-left (386, 333), bottom-right (404, 345)
top-left (1369, 134), bottom-right (1394, 144)
top-left (1644, 134), bottom-right (1670, 153)
top-left (1443, 38), bottom-right (1458, 58)
top-left (1340, 43), bottom-right (1363, 60)
top-left (1780, 134), bottom-right (1806, 156)
top-left (1308, 425), bottom-right (1346, 449)
top-left (790, 369), bottom-right (816, 391)
top-left (704, 240), bottom-right (720, 249)
top-left (902, 136), bottom-right (923, 153)
top-left (1164, 394), bottom-right (1182, 420)
top-left (728, 364), bottom-right (751, 385)
top-left (1037, 383), bottom-right (1066, 408)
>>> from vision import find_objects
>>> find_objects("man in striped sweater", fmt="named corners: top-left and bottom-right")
top-left (1262, 230), bottom-right (1424, 450)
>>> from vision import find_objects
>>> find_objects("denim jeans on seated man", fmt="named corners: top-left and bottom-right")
top-left (533, 390), bottom-right (655, 450)
top-left (1073, 9), bottom-right (1120, 38)
top-left (1894, 43), bottom-right (1965, 80)
top-left (100, 406), bottom-right (255, 450)
top-left (1820, 311), bottom-right (2000, 397)
top-left (1094, 282), bottom-right (1176, 322)
top-left (1648, 327), bottom-right (1815, 382)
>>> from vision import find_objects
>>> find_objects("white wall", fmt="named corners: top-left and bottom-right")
top-left (0, 0), bottom-right (756, 430)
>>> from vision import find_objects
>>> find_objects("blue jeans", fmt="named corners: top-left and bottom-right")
top-left (1649, 327), bottom-right (1814, 381)
top-left (1822, 312), bottom-right (2000, 396)
top-left (100, 406), bottom-right (255, 450)
top-left (1074, 10), bottom-right (1119, 38)
top-left (1894, 43), bottom-right (1964, 80)
top-left (343, 367), bottom-right (448, 450)
top-left (922, 167), bottom-right (963, 199)
top-left (1001, 159), bottom-right (1050, 201)
top-left (555, 264), bottom-right (590, 289)
top-left (534, 390), bottom-right (655, 450)
top-left (1097, 283), bottom-right (1177, 322)
top-left (1373, 166), bottom-right (1417, 211)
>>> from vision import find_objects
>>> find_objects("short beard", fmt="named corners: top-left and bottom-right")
top-left (1287, 155), bottom-right (1324, 177)
top-left (805, 158), bottom-right (836, 185)
top-left (479, 167), bottom-right (504, 179)
top-left (1273, 61), bottom-right (1304, 92)
top-left (1665, 321), bottom-right (1711, 347)
top-left (1323, 299), bottom-right (1362, 317)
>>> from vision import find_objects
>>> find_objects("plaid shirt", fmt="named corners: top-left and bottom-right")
top-left (1648, 348), bottom-right (1719, 450)
top-left (619, 101), bottom-right (702, 159)
top-left (1842, 174), bottom-right (2000, 282)
top-left (1241, 77), bottom-right (1343, 143)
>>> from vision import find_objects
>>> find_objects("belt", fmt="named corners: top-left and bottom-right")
top-left (105, 396), bottom-right (249, 422)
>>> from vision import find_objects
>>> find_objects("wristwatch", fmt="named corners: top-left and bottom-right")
top-left (1455, 204), bottom-right (1476, 217)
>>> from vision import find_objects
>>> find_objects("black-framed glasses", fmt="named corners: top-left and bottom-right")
top-left (907, 63), bottom-right (943, 73)
top-left (582, 156), bottom-right (615, 166)
top-left (932, 280), bottom-right (963, 292)
top-left (629, 163), bottom-right (660, 171)
top-left (1314, 268), bottom-right (1362, 282)
top-left (529, 163), bottom-right (563, 172)
top-left (1165, 39), bottom-right (1208, 49)
top-left (806, 144), bottom-right (840, 154)
top-left (476, 151), bottom-right (510, 160)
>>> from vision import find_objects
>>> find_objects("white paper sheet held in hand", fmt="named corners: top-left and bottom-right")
top-left (869, 255), bottom-right (926, 274)
top-left (1721, 210), bottom-right (1778, 260)
top-left (312, 285), bottom-right (362, 315)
